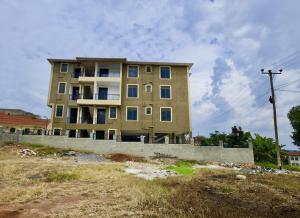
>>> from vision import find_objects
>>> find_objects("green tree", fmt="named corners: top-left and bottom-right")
top-left (226, 126), bottom-right (251, 148)
top-left (252, 134), bottom-right (287, 163)
top-left (209, 131), bottom-right (227, 146)
top-left (287, 105), bottom-right (300, 147)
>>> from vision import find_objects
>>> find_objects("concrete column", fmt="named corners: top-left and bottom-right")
top-left (77, 107), bottom-right (81, 124)
top-left (140, 135), bottom-right (145, 144)
top-left (95, 62), bottom-right (98, 77)
top-left (65, 130), bottom-right (69, 137)
top-left (93, 107), bottom-right (97, 124)
top-left (75, 129), bottom-right (79, 138)
top-left (165, 136), bottom-right (169, 144)
top-left (219, 140), bottom-right (224, 148)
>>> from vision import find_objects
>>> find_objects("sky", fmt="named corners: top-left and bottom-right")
top-left (0, 0), bottom-right (299, 149)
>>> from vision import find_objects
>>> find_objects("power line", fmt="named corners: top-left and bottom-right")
top-left (276, 77), bottom-right (300, 89)
top-left (276, 89), bottom-right (300, 93)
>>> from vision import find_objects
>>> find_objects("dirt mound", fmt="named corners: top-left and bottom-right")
top-left (107, 153), bottom-right (145, 162)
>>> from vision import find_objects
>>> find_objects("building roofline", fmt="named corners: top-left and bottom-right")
top-left (47, 57), bottom-right (193, 68)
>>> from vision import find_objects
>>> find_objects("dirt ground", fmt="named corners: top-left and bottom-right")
top-left (0, 144), bottom-right (300, 218)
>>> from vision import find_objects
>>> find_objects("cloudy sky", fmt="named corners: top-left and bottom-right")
top-left (0, 0), bottom-right (299, 149)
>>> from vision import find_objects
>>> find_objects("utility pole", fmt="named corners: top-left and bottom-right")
top-left (261, 69), bottom-right (282, 169)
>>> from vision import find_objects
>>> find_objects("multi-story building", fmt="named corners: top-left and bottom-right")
top-left (47, 57), bottom-right (192, 143)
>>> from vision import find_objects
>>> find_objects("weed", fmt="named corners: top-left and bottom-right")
top-left (165, 159), bottom-right (197, 175)
top-left (45, 172), bottom-right (79, 183)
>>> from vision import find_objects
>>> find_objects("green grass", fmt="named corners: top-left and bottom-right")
top-left (45, 172), bottom-right (79, 183)
top-left (283, 165), bottom-right (300, 172)
top-left (165, 160), bottom-right (197, 175)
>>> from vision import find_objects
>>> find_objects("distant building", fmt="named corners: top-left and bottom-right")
top-left (0, 112), bottom-right (48, 135)
top-left (287, 151), bottom-right (300, 166)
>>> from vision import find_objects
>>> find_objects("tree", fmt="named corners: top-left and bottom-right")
top-left (209, 131), bottom-right (227, 146)
top-left (287, 105), bottom-right (300, 147)
top-left (252, 134), bottom-right (286, 163)
top-left (226, 126), bottom-right (251, 148)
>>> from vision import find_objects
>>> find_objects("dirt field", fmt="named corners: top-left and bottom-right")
top-left (0, 144), bottom-right (300, 218)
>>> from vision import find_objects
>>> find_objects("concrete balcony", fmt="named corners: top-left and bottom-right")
top-left (77, 94), bottom-right (121, 106)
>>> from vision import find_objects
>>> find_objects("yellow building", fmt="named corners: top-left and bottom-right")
top-left (47, 57), bottom-right (192, 143)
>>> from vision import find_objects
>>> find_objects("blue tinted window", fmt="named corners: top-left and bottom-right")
top-left (110, 107), bottom-right (117, 118)
top-left (56, 105), bottom-right (63, 117)
top-left (127, 107), bottom-right (137, 120)
top-left (128, 66), bottom-right (138, 77)
top-left (161, 108), bottom-right (171, 121)
top-left (60, 63), bottom-right (68, 72)
top-left (160, 67), bottom-right (170, 79)
top-left (161, 86), bottom-right (171, 99)
top-left (58, 83), bottom-right (66, 94)
top-left (128, 85), bottom-right (138, 97)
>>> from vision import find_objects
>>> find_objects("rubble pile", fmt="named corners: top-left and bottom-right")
top-left (19, 149), bottom-right (36, 157)
top-left (220, 162), bottom-right (290, 174)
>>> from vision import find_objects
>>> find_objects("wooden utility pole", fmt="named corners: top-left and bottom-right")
top-left (261, 69), bottom-right (282, 169)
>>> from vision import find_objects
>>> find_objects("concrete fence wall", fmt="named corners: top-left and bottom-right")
top-left (14, 135), bottom-right (254, 163)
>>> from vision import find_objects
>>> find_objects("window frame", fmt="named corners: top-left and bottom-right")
top-left (126, 106), bottom-right (139, 121)
top-left (145, 65), bottom-right (152, 73)
top-left (127, 65), bottom-right (139, 78)
top-left (60, 63), bottom-right (68, 73)
top-left (108, 129), bottom-right (117, 140)
top-left (160, 85), bottom-right (172, 99)
top-left (109, 106), bottom-right (117, 119)
top-left (145, 84), bottom-right (152, 93)
top-left (145, 107), bottom-right (152, 115)
top-left (57, 82), bottom-right (67, 94)
top-left (53, 128), bottom-right (62, 136)
top-left (160, 107), bottom-right (172, 122)
top-left (55, 104), bottom-right (64, 118)
top-left (127, 84), bottom-right (139, 98)
top-left (159, 66), bottom-right (171, 79)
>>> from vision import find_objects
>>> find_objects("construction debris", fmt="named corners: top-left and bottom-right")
top-left (125, 162), bottom-right (177, 180)
top-left (19, 149), bottom-right (36, 157)
top-left (236, 174), bottom-right (247, 180)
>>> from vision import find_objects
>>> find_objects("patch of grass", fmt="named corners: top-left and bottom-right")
top-left (283, 165), bottom-right (300, 172)
top-left (165, 159), bottom-right (197, 175)
top-left (45, 172), bottom-right (79, 183)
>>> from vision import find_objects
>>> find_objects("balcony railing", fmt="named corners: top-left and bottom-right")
top-left (94, 93), bottom-right (120, 100)
top-left (66, 116), bottom-right (78, 124)
top-left (69, 94), bottom-right (80, 101)
top-left (96, 72), bottom-right (120, 77)
top-left (78, 94), bottom-right (94, 100)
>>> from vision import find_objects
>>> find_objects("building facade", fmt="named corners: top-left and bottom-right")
top-left (0, 112), bottom-right (48, 135)
top-left (47, 57), bottom-right (192, 143)
top-left (287, 151), bottom-right (300, 166)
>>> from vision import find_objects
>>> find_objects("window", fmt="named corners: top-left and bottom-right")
top-left (291, 156), bottom-right (294, 160)
top-left (160, 86), bottom-right (171, 99)
top-left (296, 156), bottom-right (299, 161)
top-left (60, 63), bottom-right (68, 73)
top-left (160, 107), bottom-right (172, 122)
top-left (128, 66), bottom-right (138, 77)
top-left (10, 128), bottom-right (16, 133)
top-left (127, 85), bottom-right (138, 98)
top-left (145, 107), bottom-right (152, 115)
top-left (58, 82), bottom-right (66, 94)
top-left (108, 129), bottom-right (116, 140)
top-left (160, 66), bottom-right (171, 79)
top-left (55, 105), bottom-right (63, 117)
top-left (109, 107), bottom-right (117, 119)
top-left (145, 65), bottom-right (152, 73)
top-left (127, 107), bottom-right (138, 121)
top-left (53, 129), bottom-right (61, 136)
top-left (145, 84), bottom-right (152, 93)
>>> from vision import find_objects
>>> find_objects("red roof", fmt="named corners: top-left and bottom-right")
top-left (287, 151), bottom-right (300, 156)
top-left (0, 112), bottom-right (48, 127)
